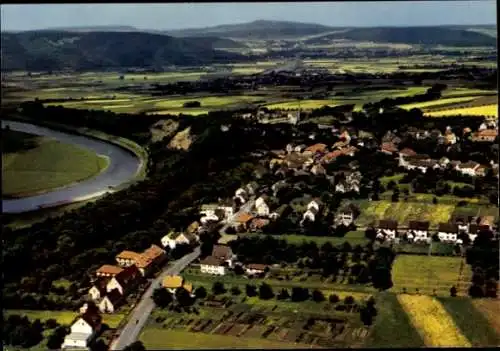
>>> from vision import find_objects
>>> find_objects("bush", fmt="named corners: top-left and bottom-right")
top-left (231, 286), bottom-right (241, 295)
top-left (212, 281), bottom-right (225, 295)
top-left (344, 295), bottom-right (355, 305)
top-left (312, 289), bottom-right (325, 302)
top-left (329, 294), bottom-right (340, 304)
top-left (259, 283), bottom-right (274, 300)
top-left (194, 286), bottom-right (207, 299)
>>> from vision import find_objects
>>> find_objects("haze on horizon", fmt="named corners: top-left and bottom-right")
top-left (1, 1), bottom-right (497, 32)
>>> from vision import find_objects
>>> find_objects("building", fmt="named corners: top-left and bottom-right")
top-left (335, 204), bottom-right (359, 227)
top-left (212, 245), bottom-right (236, 267)
top-left (249, 218), bottom-right (270, 232)
top-left (88, 278), bottom-right (110, 302)
top-left (115, 245), bottom-right (166, 277)
top-left (233, 212), bottom-right (254, 231)
top-left (245, 263), bottom-right (269, 276)
top-left (106, 265), bottom-right (141, 295)
top-left (61, 310), bottom-right (102, 350)
top-left (199, 256), bottom-right (226, 275)
top-left (98, 289), bottom-right (123, 314)
top-left (303, 143), bottom-right (328, 156)
top-left (162, 275), bottom-right (192, 295)
top-left (437, 223), bottom-right (459, 243)
top-left (161, 232), bottom-right (198, 250)
top-left (456, 161), bottom-right (480, 177)
top-left (255, 195), bottom-right (270, 216)
top-left (407, 221), bottom-right (430, 243)
top-left (472, 129), bottom-right (497, 142)
top-left (95, 265), bottom-right (124, 278)
top-left (380, 142), bottom-right (398, 155)
top-left (376, 220), bottom-right (398, 240)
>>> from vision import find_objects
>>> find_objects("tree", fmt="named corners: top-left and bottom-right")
top-left (291, 287), bottom-right (309, 302)
top-left (245, 284), bottom-right (257, 297)
top-left (450, 286), bottom-right (457, 297)
top-left (152, 288), bottom-right (173, 308)
top-left (312, 289), bottom-right (325, 302)
top-left (212, 281), bottom-right (225, 295)
top-left (329, 294), bottom-right (340, 304)
top-left (259, 283), bottom-right (274, 300)
top-left (123, 341), bottom-right (146, 351)
top-left (277, 288), bottom-right (290, 300)
top-left (344, 295), bottom-right (355, 305)
top-left (175, 287), bottom-right (193, 307)
top-left (365, 227), bottom-right (377, 241)
top-left (231, 286), bottom-right (241, 295)
top-left (194, 286), bottom-right (207, 299)
top-left (468, 284), bottom-right (484, 298)
top-left (432, 197), bottom-right (438, 204)
top-left (233, 265), bottom-right (245, 275)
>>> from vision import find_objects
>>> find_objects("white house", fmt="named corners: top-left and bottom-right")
top-left (235, 187), bottom-right (247, 198)
top-left (255, 196), bottom-right (270, 216)
top-left (98, 289), bottom-right (122, 314)
top-left (301, 207), bottom-right (318, 225)
top-left (161, 231), bottom-right (198, 249)
top-left (62, 310), bottom-right (102, 350)
top-left (88, 278), bottom-right (109, 302)
top-left (437, 223), bottom-right (459, 243)
top-left (245, 263), bottom-right (268, 276)
top-left (377, 220), bottom-right (399, 241)
top-left (307, 199), bottom-right (322, 212)
top-left (199, 256), bottom-right (226, 275)
top-left (456, 161), bottom-right (480, 177)
top-left (286, 143), bottom-right (294, 154)
top-left (407, 221), bottom-right (430, 243)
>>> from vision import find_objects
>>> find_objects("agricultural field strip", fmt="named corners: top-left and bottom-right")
top-left (426, 104), bottom-right (498, 117)
top-left (397, 295), bottom-right (471, 347)
top-left (4, 309), bottom-right (125, 328)
top-left (399, 96), bottom-right (481, 110)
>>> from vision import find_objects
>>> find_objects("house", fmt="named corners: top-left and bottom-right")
top-left (245, 181), bottom-right (259, 195)
top-left (61, 310), bottom-right (102, 350)
top-left (245, 263), bottom-right (269, 276)
top-left (479, 216), bottom-right (495, 230)
top-left (142, 244), bottom-right (167, 267)
top-left (106, 265), bottom-right (140, 295)
top-left (234, 212), bottom-right (254, 231)
top-left (269, 204), bottom-right (291, 220)
top-left (212, 245), bottom-right (236, 267)
top-left (115, 250), bottom-right (144, 268)
top-left (98, 289), bottom-right (123, 314)
top-left (186, 221), bottom-right (200, 235)
top-left (311, 164), bottom-right (326, 175)
top-left (444, 129), bottom-right (457, 145)
top-left (472, 129), bottom-right (497, 142)
top-left (335, 181), bottom-right (348, 193)
top-left (475, 165), bottom-right (487, 177)
top-left (249, 218), bottom-right (270, 232)
top-left (162, 275), bottom-right (192, 294)
top-left (271, 180), bottom-right (288, 196)
top-left (162, 231), bottom-right (199, 249)
top-left (115, 245), bottom-right (166, 277)
top-left (439, 157), bottom-right (451, 167)
top-left (199, 256), bottom-right (226, 275)
top-left (88, 278), bottom-right (109, 302)
top-left (235, 187), bottom-right (247, 199)
top-left (294, 144), bottom-right (307, 153)
top-left (217, 200), bottom-right (235, 218)
top-left (376, 220), bottom-right (398, 240)
top-left (407, 221), bottom-right (430, 243)
top-left (437, 223), bottom-right (459, 243)
top-left (399, 153), bottom-right (430, 168)
top-left (255, 195), bottom-right (270, 216)
top-left (96, 265), bottom-right (123, 278)
top-left (307, 198), bottom-right (322, 212)
top-left (399, 148), bottom-right (417, 158)
top-left (321, 150), bottom-right (343, 164)
top-left (456, 161), bottom-right (480, 177)
top-left (302, 207), bottom-right (318, 224)
top-left (303, 143), bottom-right (328, 156)
top-left (380, 142), bottom-right (398, 155)
top-left (286, 143), bottom-right (294, 153)
top-left (335, 204), bottom-right (359, 227)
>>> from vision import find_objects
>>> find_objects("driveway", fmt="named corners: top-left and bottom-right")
top-left (2, 120), bottom-right (142, 213)
top-left (109, 247), bottom-right (201, 350)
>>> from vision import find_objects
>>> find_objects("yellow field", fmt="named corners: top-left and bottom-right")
top-left (397, 295), bottom-right (471, 347)
top-left (266, 100), bottom-right (340, 109)
top-left (399, 97), bottom-right (478, 110)
top-left (426, 104), bottom-right (498, 117)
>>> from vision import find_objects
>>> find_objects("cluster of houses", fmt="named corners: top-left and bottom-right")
top-left (88, 244), bottom-right (167, 314)
top-left (380, 143), bottom-right (497, 178)
top-left (373, 215), bottom-right (496, 244)
top-left (198, 244), bottom-right (269, 277)
top-left (161, 221), bottom-right (201, 250)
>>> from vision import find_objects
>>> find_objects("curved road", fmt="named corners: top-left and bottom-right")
top-left (2, 120), bottom-right (143, 214)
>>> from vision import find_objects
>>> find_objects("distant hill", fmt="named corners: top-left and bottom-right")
top-left (304, 26), bottom-right (497, 47)
top-left (166, 20), bottom-right (335, 39)
top-left (1, 31), bottom-right (246, 71)
top-left (35, 25), bottom-right (140, 33)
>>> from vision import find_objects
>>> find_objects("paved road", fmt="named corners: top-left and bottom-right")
top-left (110, 247), bottom-right (201, 350)
top-left (219, 198), bottom-right (256, 235)
top-left (2, 120), bottom-right (142, 214)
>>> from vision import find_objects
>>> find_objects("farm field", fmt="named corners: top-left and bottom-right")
top-left (438, 297), bottom-right (500, 347)
top-left (252, 231), bottom-right (369, 246)
top-left (441, 87), bottom-right (498, 97)
top-left (425, 104), bottom-right (498, 117)
top-left (2, 130), bottom-right (109, 198)
top-left (4, 310), bottom-right (125, 328)
top-left (391, 255), bottom-right (472, 296)
top-left (353, 200), bottom-right (455, 227)
top-left (397, 295), bottom-right (471, 347)
top-left (139, 328), bottom-right (307, 349)
top-left (366, 292), bottom-right (424, 348)
top-left (399, 96), bottom-right (479, 110)
top-left (471, 299), bottom-right (500, 336)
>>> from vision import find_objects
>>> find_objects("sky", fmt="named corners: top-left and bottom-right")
top-left (1, 1), bottom-right (496, 32)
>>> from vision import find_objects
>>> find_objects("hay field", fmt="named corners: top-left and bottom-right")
top-left (397, 295), bottom-right (471, 347)
top-left (425, 104), bottom-right (498, 117)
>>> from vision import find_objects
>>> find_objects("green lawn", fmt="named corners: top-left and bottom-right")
top-left (391, 255), bottom-right (471, 296)
top-left (254, 231), bottom-right (369, 246)
top-left (139, 328), bottom-right (306, 349)
top-left (437, 297), bottom-right (500, 347)
top-left (366, 292), bottom-right (424, 348)
top-left (2, 130), bottom-right (109, 198)
top-left (4, 310), bottom-right (124, 328)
